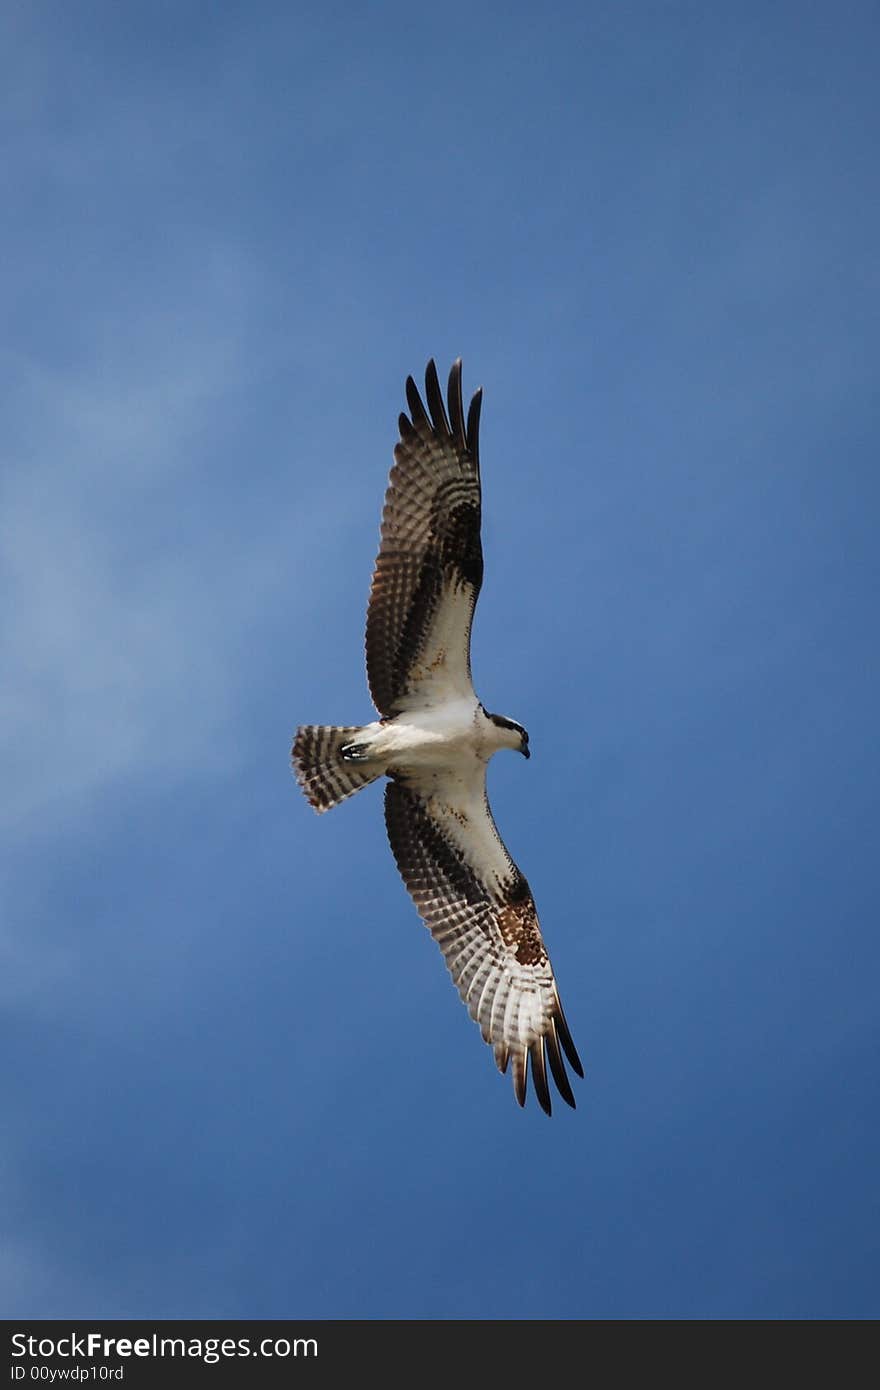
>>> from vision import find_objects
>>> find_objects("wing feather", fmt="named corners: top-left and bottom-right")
top-left (384, 772), bottom-right (582, 1113)
top-left (366, 360), bottom-right (483, 716)
top-left (466, 386), bottom-right (483, 458)
top-left (511, 1048), bottom-right (528, 1108)
top-left (447, 359), bottom-right (467, 442)
top-left (529, 1038), bottom-right (552, 1116)
top-left (545, 1019), bottom-right (577, 1108)
top-left (424, 358), bottom-right (452, 435)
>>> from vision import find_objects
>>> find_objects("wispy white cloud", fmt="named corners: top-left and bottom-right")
top-left (0, 247), bottom-right (335, 837)
top-left (3, 355), bottom-right (228, 825)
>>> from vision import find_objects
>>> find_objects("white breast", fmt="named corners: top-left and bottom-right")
top-left (368, 697), bottom-right (480, 767)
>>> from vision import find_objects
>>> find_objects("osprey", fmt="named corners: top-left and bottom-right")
top-left (292, 360), bottom-right (582, 1113)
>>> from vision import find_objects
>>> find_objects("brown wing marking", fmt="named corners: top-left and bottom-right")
top-left (384, 779), bottom-right (582, 1114)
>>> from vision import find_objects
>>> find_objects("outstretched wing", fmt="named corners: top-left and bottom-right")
top-left (366, 359), bottom-right (483, 717)
top-left (384, 768), bottom-right (583, 1114)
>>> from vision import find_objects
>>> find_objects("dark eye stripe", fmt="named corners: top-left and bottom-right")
top-left (487, 713), bottom-right (525, 735)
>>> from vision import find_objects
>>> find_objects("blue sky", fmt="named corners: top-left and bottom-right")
top-left (3, 1), bottom-right (878, 1319)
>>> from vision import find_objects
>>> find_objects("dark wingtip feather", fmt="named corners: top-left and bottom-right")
top-left (424, 359), bottom-right (451, 435)
top-left (493, 1041), bottom-right (509, 1074)
top-left (447, 359), bottom-right (466, 446)
top-left (405, 374), bottom-right (429, 428)
top-left (554, 998), bottom-right (584, 1078)
top-left (545, 1021), bottom-right (577, 1109)
top-left (529, 1040), bottom-right (553, 1117)
top-left (512, 1049), bottom-right (528, 1107)
top-left (465, 387), bottom-right (483, 460)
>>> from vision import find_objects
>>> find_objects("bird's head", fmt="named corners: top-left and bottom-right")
top-left (486, 711), bottom-right (530, 759)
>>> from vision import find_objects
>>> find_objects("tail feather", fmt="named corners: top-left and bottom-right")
top-left (291, 725), bottom-right (380, 813)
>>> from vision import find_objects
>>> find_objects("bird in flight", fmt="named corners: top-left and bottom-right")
top-left (292, 360), bottom-right (582, 1113)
